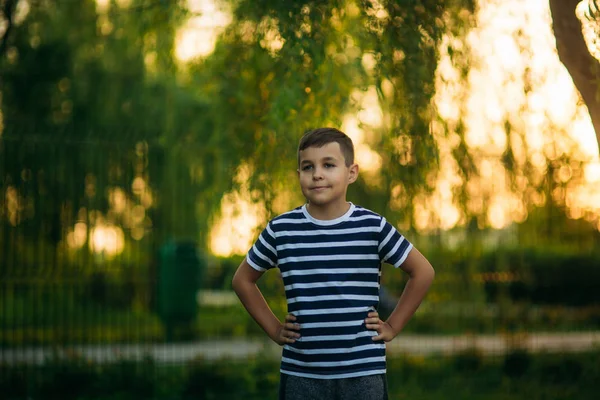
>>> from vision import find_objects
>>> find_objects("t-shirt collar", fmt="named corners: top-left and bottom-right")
top-left (301, 202), bottom-right (355, 226)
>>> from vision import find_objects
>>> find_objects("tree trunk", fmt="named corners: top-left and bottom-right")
top-left (549, 0), bottom-right (600, 154)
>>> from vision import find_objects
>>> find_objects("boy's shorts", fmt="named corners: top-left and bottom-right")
top-left (279, 373), bottom-right (388, 400)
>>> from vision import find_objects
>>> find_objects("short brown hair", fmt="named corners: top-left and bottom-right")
top-left (298, 127), bottom-right (355, 167)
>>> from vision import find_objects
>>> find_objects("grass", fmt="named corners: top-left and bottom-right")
top-left (2, 350), bottom-right (599, 399)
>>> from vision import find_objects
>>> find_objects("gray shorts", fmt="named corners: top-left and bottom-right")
top-left (279, 373), bottom-right (388, 400)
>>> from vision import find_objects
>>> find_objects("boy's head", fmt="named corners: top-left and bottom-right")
top-left (296, 127), bottom-right (359, 209)
top-left (297, 128), bottom-right (355, 167)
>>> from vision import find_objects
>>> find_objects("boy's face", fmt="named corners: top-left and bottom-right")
top-left (297, 142), bottom-right (358, 208)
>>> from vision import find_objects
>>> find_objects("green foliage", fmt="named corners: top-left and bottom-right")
top-left (89, 359), bottom-right (158, 400)
top-left (0, 0), bottom-right (480, 255)
top-left (33, 359), bottom-right (98, 400)
top-left (1, 0), bottom-right (214, 247)
top-left (1, 0), bottom-right (596, 255)
top-left (482, 247), bottom-right (600, 306)
top-left (0, 366), bottom-right (28, 400)
top-left (181, 356), bottom-right (279, 399)
top-left (502, 349), bottom-right (531, 379)
top-left (3, 350), bottom-right (600, 400)
top-left (453, 347), bottom-right (484, 372)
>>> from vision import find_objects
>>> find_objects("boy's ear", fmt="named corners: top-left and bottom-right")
top-left (348, 163), bottom-right (359, 184)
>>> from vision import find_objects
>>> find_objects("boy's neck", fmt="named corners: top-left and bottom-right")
top-left (306, 200), bottom-right (351, 221)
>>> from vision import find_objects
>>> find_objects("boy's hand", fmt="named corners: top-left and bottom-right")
top-left (275, 314), bottom-right (301, 346)
top-left (366, 311), bottom-right (397, 342)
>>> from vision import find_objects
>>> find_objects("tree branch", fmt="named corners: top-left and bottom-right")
top-left (549, 0), bottom-right (600, 154)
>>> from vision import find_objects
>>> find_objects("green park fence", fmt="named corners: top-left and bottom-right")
top-left (0, 133), bottom-right (206, 347)
top-left (2, 133), bottom-right (600, 345)
top-left (1, 134), bottom-right (600, 398)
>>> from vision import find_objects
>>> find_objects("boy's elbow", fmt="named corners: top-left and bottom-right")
top-left (424, 260), bottom-right (435, 280)
top-left (231, 271), bottom-right (242, 294)
top-left (231, 266), bottom-right (251, 295)
top-left (232, 259), bottom-right (263, 295)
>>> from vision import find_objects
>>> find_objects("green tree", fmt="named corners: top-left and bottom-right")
top-left (0, 0), bottom-right (596, 256)
top-left (0, 1), bottom-right (211, 252)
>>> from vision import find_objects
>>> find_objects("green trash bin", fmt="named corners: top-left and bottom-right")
top-left (157, 240), bottom-right (204, 341)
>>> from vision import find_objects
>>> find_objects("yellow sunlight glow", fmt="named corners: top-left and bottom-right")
top-left (258, 17), bottom-right (286, 56)
top-left (209, 165), bottom-right (266, 257)
top-left (577, 0), bottom-right (600, 61)
top-left (208, 0), bottom-right (600, 255)
top-left (210, 192), bottom-right (264, 257)
top-left (175, 0), bottom-right (231, 62)
top-left (96, 0), bottom-right (132, 13)
top-left (89, 223), bottom-right (125, 257)
top-left (67, 172), bottom-right (152, 257)
top-left (67, 220), bottom-right (125, 259)
top-left (341, 86), bottom-right (386, 175)
top-left (342, 111), bottom-right (383, 174)
top-left (428, 0), bottom-right (600, 232)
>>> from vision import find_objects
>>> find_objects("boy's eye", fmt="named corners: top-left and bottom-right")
top-left (324, 163), bottom-right (335, 168)
top-left (302, 165), bottom-right (313, 171)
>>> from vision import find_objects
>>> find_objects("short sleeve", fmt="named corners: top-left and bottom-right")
top-left (246, 222), bottom-right (278, 272)
top-left (378, 217), bottom-right (413, 268)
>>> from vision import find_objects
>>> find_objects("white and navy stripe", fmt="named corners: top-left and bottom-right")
top-left (247, 203), bottom-right (413, 380)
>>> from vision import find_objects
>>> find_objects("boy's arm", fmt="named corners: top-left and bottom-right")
top-left (232, 258), bottom-right (300, 345)
top-left (369, 247), bottom-right (435, 342)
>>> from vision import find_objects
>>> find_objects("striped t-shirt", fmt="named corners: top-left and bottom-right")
top-left (246, 203), bottom-right (413, 380)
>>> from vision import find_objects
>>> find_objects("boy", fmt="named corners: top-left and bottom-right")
top-left (232, 127), bottom-right (435, 400)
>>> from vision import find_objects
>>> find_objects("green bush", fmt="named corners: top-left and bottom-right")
top-left (453, 348), bottom-right (484, 372)
top-left (536, 355), bottom-right (583, 385)
top-left (503, 349), bottom-right (531, 378)
top-left (87, 271), bottom-right (136, 310)
top-left (33, 360), bottom-right (97, 400)
top-left (4, 349), bottom-right (599, 400)
top-left (0, 366), bottom-right (28, 400)
top-left (90, 358), bottom-right (158, 400)
top-left (482, 248), bottom-right (600, 306)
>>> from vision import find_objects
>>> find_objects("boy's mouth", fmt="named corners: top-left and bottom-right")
top-left (310, 186), bottom-right (329, 191)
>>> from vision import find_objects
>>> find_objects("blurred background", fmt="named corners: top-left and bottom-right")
top-left (1, 0), bottom-right (600, 398)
